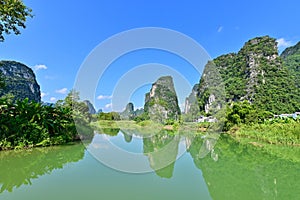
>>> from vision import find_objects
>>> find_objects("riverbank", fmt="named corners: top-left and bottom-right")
top-left (228, 121), bottom-right (300, 146)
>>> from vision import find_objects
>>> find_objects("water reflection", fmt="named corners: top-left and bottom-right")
top-left (143, 131), bottom-right (180, 178)
top-left (0, 143), bottom-right (86, 193)
top-left (188, 135), bottom-right (300, 199)
top-left (2, 128), bottom-right (300, 199)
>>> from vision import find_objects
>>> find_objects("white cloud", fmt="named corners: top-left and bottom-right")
top-left (33, 64), bottom-right (47, 71)
top-left (105, 103), bottom-right (112, 109)
top-left (276, 38), bottom-right (292, 48)
top-left (217, 26), bottom-right (223, 33)
top-left (50, 97), bottom-right (57, 102)
top-left (55, 88), bottom-right (68, 94)
top-left (97, 95), bottom-right (112, 100)
top-left (41, 92), bottom-right (48, 98)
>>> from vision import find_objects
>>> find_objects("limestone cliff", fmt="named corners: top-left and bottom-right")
top-left (83, 100), bottom-right (96, 114)
top-left (120, 102), bottom-right (135, 120)
top-left (196, 36), bottom-right (300, 114)
top-left (144, 76), bottom-right (181, 123)
top-left (0, 61), bottom-right (41, 102)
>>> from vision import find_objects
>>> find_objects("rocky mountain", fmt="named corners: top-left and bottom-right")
top-left (281, 41), bottom-right (300, 59)
top-left (144, 76), bottom-right (181, 123)
top-left (0, 61), bottom-right (41, 102)
top-left (120, 102), bottom-right (135, 120)
top-left (184, 84), bottom-right (199, 114)
top-left (195, 36), bottom-right (300, 115)
top-left (83, 100), bottom-right (96, 114)
top-left (281, 42), bottom-right (300, 89)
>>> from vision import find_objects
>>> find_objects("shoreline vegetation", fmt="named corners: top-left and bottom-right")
top-left (0, 91), bottom-right (299, 151)
top-left (0, 91), bottom-right (94, 151)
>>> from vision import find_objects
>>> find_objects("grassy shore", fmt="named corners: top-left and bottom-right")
top-left (228, 122), bottom-right (300, 146)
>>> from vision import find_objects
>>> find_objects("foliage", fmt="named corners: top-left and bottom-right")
top-left (133, 112), bottom-right (150, 122)
top-left (98, 111), bottom-right (120, 121)
top-left (0, 61), bottom-right (41, 102)
top-left (231, 120), bottom-right (300, 146)
top-left (281, 42), bottom-right (300, 89)
top-left (0, 0), bottom-right (33, 41)
top-left (144, 76), bottom-right (181, 124)
top-left (224, 101), bottom-right (273, 131)
top-left (0, 71), bottom-right (4, 89)
top-left (197, 36), bottom-right (300, 115)
top-left (0, 90), bottom-right (93, 150)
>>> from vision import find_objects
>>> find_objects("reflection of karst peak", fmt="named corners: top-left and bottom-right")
top-left (143, 131), bottom-right (180, 178)
top-left (187, 135), bottom-right (300, 199)
top-left (122, 131), bottom-right (133, 143)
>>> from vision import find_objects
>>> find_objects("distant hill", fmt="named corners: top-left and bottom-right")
top-left (83, 100), bottom-right (96, 114)
top-left (189, 36), bottom-right (300, 115)
top-left (281, 42), bottom-right (300, 89)
top-left (0, 61), bottom-right (41, 102)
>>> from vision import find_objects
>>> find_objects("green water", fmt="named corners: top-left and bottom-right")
top-left (1, 130), bottom-right (300, 200)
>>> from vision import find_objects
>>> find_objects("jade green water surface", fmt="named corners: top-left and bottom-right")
top-left (1, 130), bottom-right (300, 200)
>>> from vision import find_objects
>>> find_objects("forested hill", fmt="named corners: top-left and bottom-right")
top-left (196, 36), bottom-right (300, 115)
top-left (281, 42), bottom-right (300, 89)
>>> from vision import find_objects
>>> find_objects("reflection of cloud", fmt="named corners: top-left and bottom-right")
top-left (217, 26), bottom-right (223, 33)
top-left (33, 64), bottom-right (47, 71)
top-left (92, 143), bottom-right (109, 149)
top-left (55, 88), bottom-right (68, 94)
top-left (41, 92), bottom-right (48, 98)
top-left (276, 38), bottom-right (292, 48)
top-left (97, 95), bottom-right (112, 100)
top-left (105, 103), bottom-right (112, 109)
top-left (50, 97), bottom-right (56, 102)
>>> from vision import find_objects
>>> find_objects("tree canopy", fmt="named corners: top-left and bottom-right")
top-left (0, 0), bottom-right (32, 41)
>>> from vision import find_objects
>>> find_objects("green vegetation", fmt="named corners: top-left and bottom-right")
top-left (144, 76), bottom-right (181, 124)
top-left (281, 41), bottom-right (300, 89)
top-left (229, 118), bottom-right (300, 146)
top-left (98, 111), bottom-right (121, 121)
top-left (0, 0), bottom-right (33, 41)
top-left (223, 101), bottom-right (300, 146)
top-left (197, 36), bottom-right (300, 115)
top-left (0, 90), bottom-right (93, 150)
top-left (223, 101), bottom-right (273, 131)
top-left (0, 61), bottom-right (41, 102)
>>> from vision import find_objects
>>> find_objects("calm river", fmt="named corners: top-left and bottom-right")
top-left (1, 129), bottom-right (300, 200)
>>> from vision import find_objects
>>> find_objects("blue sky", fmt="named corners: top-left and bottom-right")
top-left (1, 0), bottom-right (299, 112)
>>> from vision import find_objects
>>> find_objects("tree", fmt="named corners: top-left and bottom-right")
top-left (0, 0), bottom-right (32, 41)
top-left (0, 72), bottom-right (5, 89)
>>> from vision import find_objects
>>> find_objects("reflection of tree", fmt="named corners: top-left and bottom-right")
top-left (0, 144), bottom-right (86, 193)
top-left (99, 128), bottom-right (120, 136)
top-left (188, 135), bottom-right (300, 199)
top-left (143, 131), bottom-right (180, 178)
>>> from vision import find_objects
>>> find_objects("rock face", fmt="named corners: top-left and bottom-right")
top-left (196, 36), bottom-right (300, 114)
top-left (143, 133), bottom-right (180, 178)
top-left (0, 61), bottom-right (41, 102)
top-left (83, 100), bottom-right (96, 114)
top-left (144, 76), bottom-right (181, 123)
top-left (120, 102), bottom-right (135, 120)
top-left (184, 84), bottom-right (199, 114)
